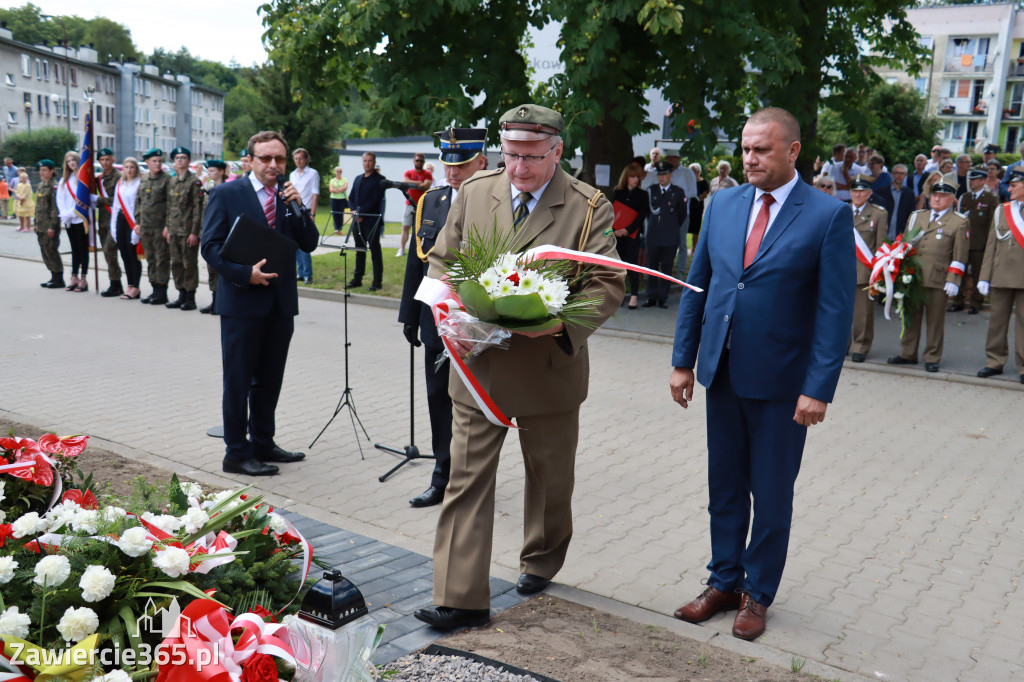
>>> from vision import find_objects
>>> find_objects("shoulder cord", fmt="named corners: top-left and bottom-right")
top-left (574, 189), bottom-right (603, 278)
top-left (414, 190), bottom-right (433, 262)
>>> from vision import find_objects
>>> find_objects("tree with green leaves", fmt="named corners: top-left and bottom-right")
top-left (147, 47), bottom-right (240, 92)
top-left (0, 3), bottom-right (139, 63)
top-left (0, 127), bottom-right (77, 168)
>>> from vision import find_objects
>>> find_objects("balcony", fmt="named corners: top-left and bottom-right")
top-left (944, 54), bottom-right (993, 74)
top-left (938, 99), bottom-right (988, 117)
top-left (1008, 62), bottom-right (1024, 79)
top-left (1003, 106), bottom-right (1022, 120)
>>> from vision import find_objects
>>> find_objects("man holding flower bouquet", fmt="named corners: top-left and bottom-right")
top-left (413, 104), bottom-right (625, 630)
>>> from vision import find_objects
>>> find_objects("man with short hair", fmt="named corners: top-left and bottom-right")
top-left (872, 163), bottom-right (916, 241)
top-left (644, 147), bottom-right (663, 172)
top-left (413, 103), bottom-right (624, 630)
top-left (982, 143), bottom-right (999, 165)
top-left (96, 148), bottom-right (124, 297)
top-left (923, 145), bottom-right (943, 174)
top-left (35, 159), bottom-right (64, 289)
top-left (164, 147), bottom-right (204, 311)
top-left (848, 176), bottom-right (888, 362)
top-left (237, 149), bottom-right (252, 178)
top-left (944, 154), bottom-right (973, 198)
top-left (832, 148), bottom-right (864, 202)
top-left (347, 152), bottom-right (385, 290)
top-left (819, 143), bottom-right (846, 176)
top-left (398, 127), bottom-right (487, 509)
top-left (136, 149), bottom-right (171, 305)
top-left (201, 130), bottom-right (319, 476)
top-left (290, 148), bottom-right (320, 285)
top-left (911, 154), bottom-right (929, 197)
top-left (643, 161), bottom-right (687, 308)
top-left (887, 181), bottom-right (969, 373)
top-left (398, 152), bottom-right (433, 257)
top-left (950, 169), bottom-right (997, 314)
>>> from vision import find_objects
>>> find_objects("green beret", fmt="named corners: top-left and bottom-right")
top-left (240, 148), bottom-right (250, 159)
top-left (207, 160), bottom-right (227, 170)
top-left (97, 148), bottom-right (114, 158)
top-left (36, 159), bottom-right (56, 169)
top-left (142, 148), bottom-right (163, 160)
top-left (499, 103), bottom-right (564, 141)
top-left (170, 146), bottom-right (191, 159)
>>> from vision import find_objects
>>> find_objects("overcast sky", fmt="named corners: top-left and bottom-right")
top-left (31, 1), bottom-right (269, 66)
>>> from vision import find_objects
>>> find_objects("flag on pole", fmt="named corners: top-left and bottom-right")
top-left (74, 110), bottom-right (95, 228)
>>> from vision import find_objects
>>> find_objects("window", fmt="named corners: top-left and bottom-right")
top-left (169, 88), bottom-right (176, 103)
top-left (72, 101), bottom-right (78, 119)
top-left (4, 73), bottom-right (14, 86)
top-left (161, 85), bottom-right (167, 100)
top-left (35, 58), bottom-right (40, 79)
top-left (44, 96), bottom-right (50, 115)
top-left (37, 94), bottom-right (42, 112)
top-left (70, 67), bottom-right (77, 86)
top-left (145, 108), bottom-right (151, 124)
top-left (920, 36), bottom-right (934, 51)
top-left (63, 99), bottom-right (68, 117)
top-left (42, 61), bottom-right (49, 82)
top-left (947, 79), bottom-right (971, 99)
top-left (946, 120), bottom-right (966, 140)
top-left (915, 77), bottom-right (929, 97)
top-left (21, 54), bottom-right (31, 77)
top-left (7, 111), bottom-right (17, 124)
top-left (144, 80), bottom-right (151, 97)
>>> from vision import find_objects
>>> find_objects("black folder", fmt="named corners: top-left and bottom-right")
top-left (220, 214), bottom-right (298, 283)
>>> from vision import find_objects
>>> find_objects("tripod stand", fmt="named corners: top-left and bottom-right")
top-left (374, 343), bottom-right (436, 482)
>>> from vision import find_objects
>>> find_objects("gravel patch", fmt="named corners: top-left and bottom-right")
top-left (383, 652), bottom-right (544, 681)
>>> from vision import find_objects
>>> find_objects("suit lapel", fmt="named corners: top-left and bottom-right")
top-left (750, 178), bottom-right (806, 267)
top-left (731, 185), bottom-right (756, 272)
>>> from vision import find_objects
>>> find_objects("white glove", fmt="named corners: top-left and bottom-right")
top-left (978, 281), bottom-right (990, 297)
top-left (944, 282), bottom-right (959, 297)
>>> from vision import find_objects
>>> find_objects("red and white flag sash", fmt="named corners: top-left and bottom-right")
top-left (1001, 203), bottom-right (1024, 251)
top-left (115, 181), bottom-right (137, 231)
top-left (97, 174), bottom-right (111, 214)
top-left (853, 228), bottom-right (874, 269)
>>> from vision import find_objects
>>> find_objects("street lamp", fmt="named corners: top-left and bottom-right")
top-left (24, 100), bottom-right (32, 132)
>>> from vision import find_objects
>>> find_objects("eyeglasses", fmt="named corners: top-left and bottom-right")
top-left (254, 155), bottom-right (288, 165)
top-left (501, 144), bottom-right (558, 167)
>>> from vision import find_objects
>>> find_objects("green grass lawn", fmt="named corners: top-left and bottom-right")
top-left (307, 215), bottom-right (409, 298)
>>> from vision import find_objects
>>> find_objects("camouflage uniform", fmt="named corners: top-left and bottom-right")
top-left (35, 176), bottom-right (62, 274)
top-left (166, 170), bottom-right (205, 292)
top-left (96, 168), bottom-right (123, 282)
top-left (136, 170), bottom-right (171, 286)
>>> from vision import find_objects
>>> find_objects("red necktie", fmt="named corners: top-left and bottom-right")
top-left (744, 193), bottom-right (774, 268)
top-left (263, 186), bottom-right (277, 229)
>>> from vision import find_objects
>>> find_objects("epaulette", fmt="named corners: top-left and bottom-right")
top-left (567, 173), bottom-right (605, 202)
top-left (459, 167), bottom-right (504, 190)
top-left (955, 211), bottom-right (969, 219)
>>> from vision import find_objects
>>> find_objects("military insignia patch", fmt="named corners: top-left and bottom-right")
top-left (603, 226), bottom-right (614, 237)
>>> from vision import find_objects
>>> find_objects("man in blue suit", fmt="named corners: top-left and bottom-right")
top-left (669, 108), bottom-right (855, 640)
top-left (201, 130), bottom-right (319, 476)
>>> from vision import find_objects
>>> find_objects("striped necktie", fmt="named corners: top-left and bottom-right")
top-left (513, 192), bottom-right (533, 229)
top-left (263, 186), bottom-right (277, 229)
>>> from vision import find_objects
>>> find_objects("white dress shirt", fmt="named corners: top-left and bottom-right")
top-left (746, 172), bottom-right (800, 243)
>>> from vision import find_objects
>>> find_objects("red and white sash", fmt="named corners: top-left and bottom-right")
top-left (853, 227), bottom-right (874, 268)
top-left (1002, 202), bottom-right (1024, 251)
top-left (115, 181), bottom-right (137, 231)
top-left (97, 173), bottom-right (112, 214)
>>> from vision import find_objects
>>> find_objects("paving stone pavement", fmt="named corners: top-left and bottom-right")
top-left (2, 249), bottom-right (1023, 681)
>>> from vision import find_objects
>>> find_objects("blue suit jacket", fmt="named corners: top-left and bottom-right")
top-left (200, 177), bottom-right (319, 318)
top-left (672, 178), bottom-right (855, 403)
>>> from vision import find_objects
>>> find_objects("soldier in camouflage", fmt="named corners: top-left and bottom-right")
top-left (136, 148), bottom-right (171, 305)
top-left (162, 147), bottom-right (204, 311)
top-left (35, 159), bottom-right (64, 289)
top-left (96, 148), bottom-right (124, 297)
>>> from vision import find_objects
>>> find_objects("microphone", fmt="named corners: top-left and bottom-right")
top-left (276, 174), bottom-right (304, 215)
top-left (381, 178), bottom-right (417, 192)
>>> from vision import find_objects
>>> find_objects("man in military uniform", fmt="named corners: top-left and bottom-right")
top-left (887, 181), bottom-right (969, 372)
top-left (200, 160), bottom-right (228, 314)
top-left (398, 127), bottom-right (487, 509)
top-left (413, 104), bottom-right (625, 630)
top-left (643, 161), bottom-right (687, 308)
top-left (849, 175), bottom-right (888, 362)
top-left (95, 148), bottom-right (124, 297)
top-left (162, 147), bottom-right (204, 311)
top-left (136, 149), bottom-right (171, 305)
top-left (976, 168), bottom-right (1024, 384)
top-left (949, 169), bottom-right (995, 314)
top-left (35, 159), bottom-right (64, 289)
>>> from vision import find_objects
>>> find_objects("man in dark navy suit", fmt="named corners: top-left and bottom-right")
top-left (201, 130), bottom-right (319, 476)
top-left (669, 108), bottom-right (855, 640)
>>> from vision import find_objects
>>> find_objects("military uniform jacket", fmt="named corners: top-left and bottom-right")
top-left (645, 183), bottom-right (687, 248)
top-left (958, 189), bottom-right (997, 251)
top-left (96, 169), bottom-right (120, 229)
top-left (979, 202), bottom-right (1024, 288)
top-left (904, 209), bottom-right (969, 289)
top-left (853, 202), bottom-right (888, 285)
top-left (426, 167), bottom-right (625, 417)
top-left (166, 170), bottom-right (204, 236)
top-left (135, 171), bottom-right (171, 231)
top-left (399, 185), bottom-right (453, 349)
top-left (34, 177), bottom-right (59, 233)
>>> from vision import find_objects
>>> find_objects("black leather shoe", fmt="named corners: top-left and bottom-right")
top-left (516, 573), bottom-right (551, 595)
top-left (140, 292), bottom-right (155, 304)
top-left (968, 306), bottom-right (979, 315)
top-left (346, 279), bottom-right (363, 288)
top-left (253, 444), bottom-right (305, 463)
top-left (851, 353), bottom-right (866, 363)
top-left (977, 367), bottom-right (1003, 378)
top-left (165, 291), bottom-right (185, 309)
top-left (887, 355), bottom-right (917, 365)
top-left (1019, 375), bottom-right (1023, 385)
top-left (101, 282), bottom-right (124, 297)
top-left (642, 300), bottom-right (657, 308)
top-left (410, 486), bottom-right (444, 508)
top-left (414, 606), bottom-right (490, 630)
top-left (304, 278), bottom-right (313, 285)
top-left (925, 362), bottom-right (939, 373)
top-left (946, 304), bottom-right (964, 312)
top-left (367, 282), bottom-right (382, 292)
top-left (658, 302), bottom-right (669, 309)
top-left (222, 458), bottom-right (279, 476)
top-left (41, 276), bottom-right (65, 289)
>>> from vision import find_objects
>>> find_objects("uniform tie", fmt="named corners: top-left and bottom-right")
top-left (744, 193), bottom-right (774, 269)
top-left (513, 192), bottom-right (533, 229)
top-left (931, 211), bottom-right (940, 224)
top-left (263, 186), bottom-right (277, 229)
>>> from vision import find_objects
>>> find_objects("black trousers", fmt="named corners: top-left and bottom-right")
top-left (330, 198), bottom-right (348, 232)
top-left (66, 222), bottom-right (88, 276)
top-left (352, 215), bottom-right (383, 285)
top-left (115, 214), bottom-right (142, 287)
top-left (424, 343), bottom-right (452, 489)
top-left (645, 244), bottom-right (678, 302)
top-left (615, 235), bottom-right (641, 296)
top-left (220, 313), bottom-right (294, 462)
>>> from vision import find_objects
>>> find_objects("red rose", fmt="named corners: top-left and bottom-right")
top-left (37, 434), bottom-right (89, 457)
top-left (0, 524), bottom-right (13, 548)
top-left (240, 653), bottom-right (279, 682)
top-left (250, 605), bottom-right (277, 623)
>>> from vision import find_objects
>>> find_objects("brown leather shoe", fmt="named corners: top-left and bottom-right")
top-left (732, 593), bottom-right (768, 640)
top-left (673, 586), bottom-right (741, 623)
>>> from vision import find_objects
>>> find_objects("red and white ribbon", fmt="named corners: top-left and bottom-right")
top-left (0, 653), bottom-right (32, 682)
top-left (519, 244), bottom-right (704, 293)
top-left (1003, 202), bottom-right (1024, 251)
top-left (266, 512), bottom-right (313, 613)
top-left (853, 228), bottom-right (874, 269)
top-left (869, 235), bottom-right (912, 320)
top-left (948, 260), bottom-right (965, 277)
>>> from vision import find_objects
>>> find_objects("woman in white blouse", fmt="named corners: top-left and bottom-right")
top-left (56, 151), bottom-right (88, 292)
top-left (110, 157), bottom-right (143, 299)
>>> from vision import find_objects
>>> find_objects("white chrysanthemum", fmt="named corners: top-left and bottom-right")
top-left (538, 279), bottom-right (570, 313)
top-left (71, 509), bottom-right (100, 535)
top-left (268, 514), bottom-right (289, 535)
top-left (56, 606), bottom-right (99, 642)
top-left (34, 554), bottom-right (72, 588)
top-left (141, 512), bottom-right (181, 534)
top-left (902, 274), bottom-right (913, 284)
top-left (495, 253), bottom-right (518, 276)
top-left (0, 606), bottom-right (31, 639)
top-left (116, 526), bottom-right (154, 557)
top-left (102, 506), bottom-right (127, 523)
top-left (79, 565), bottom-right (116, 602)
top-left (153, 546), bottom-right (191, 577)
top-left (496, 279), bottom-right (516, 297)
top-left (93, 672), bottom-right (133, 682)
top-left (181, 507), bottom-right (210, 535)
top-left (12, 511), bottom-right (47, 538)
top-left (516, 270), bottom-right (540, 294)
top-left (478, 268), bottom-right (499, 291)
top-left (0, 556), bottom-right (18, 584)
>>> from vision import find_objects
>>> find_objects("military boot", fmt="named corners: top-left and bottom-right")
top-left (101, 280), bottom-right (124, 298)
top-left (180, 290), bottom-right (197, 311)
top-left (41, 273), bottom-right (65, 289)
top-left (199, 291), bottom-right (216, 315)
top-left (165, 289), bottom-right (186, 309)
top-left (149, 285), bottom-right (169, 306)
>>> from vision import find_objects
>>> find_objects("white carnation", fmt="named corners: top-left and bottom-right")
top-left (0, 509), bottom-right (5, 524)
top-left (116, 526), bottom-right (154, 557)
top-left (56, 606), bottom-right (99, 642)
top-left (180, 481), bottom-right (202, 498)
top-left (181, 507), bottom-right (210, 535)
top-left (44, 501), bottom-right (79, 532)
top-left (71, 509), bottom-right (100, 535)
top-left (12, 511), bottom-right (47, 538)
top-left (102, 506), bottom-right (128, 523)
top-left (0, 479), bottom-right (5, 505)
top-left (34, 554), bottom-right (72, 588)
top-left (204, 489), bottom-right (244, 512)
top-left (268, 514), bottom-right (289, 535)
top-left (0, 556), bottom-right (16, 584)
top-left (0, 606), bottom-right (31, 639)
top-left (893, 292), bottom-right (905, 300)
top-left (79, 565), bottom-right (116, 602)
top-left (153, 546), bottom-right (191, 577)
top-left (902, 274), bottom-right (913, 284)
top-left (93, 672), bottom-right (133, 682)
top-left (141, 512), bottom-right (181, 534)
